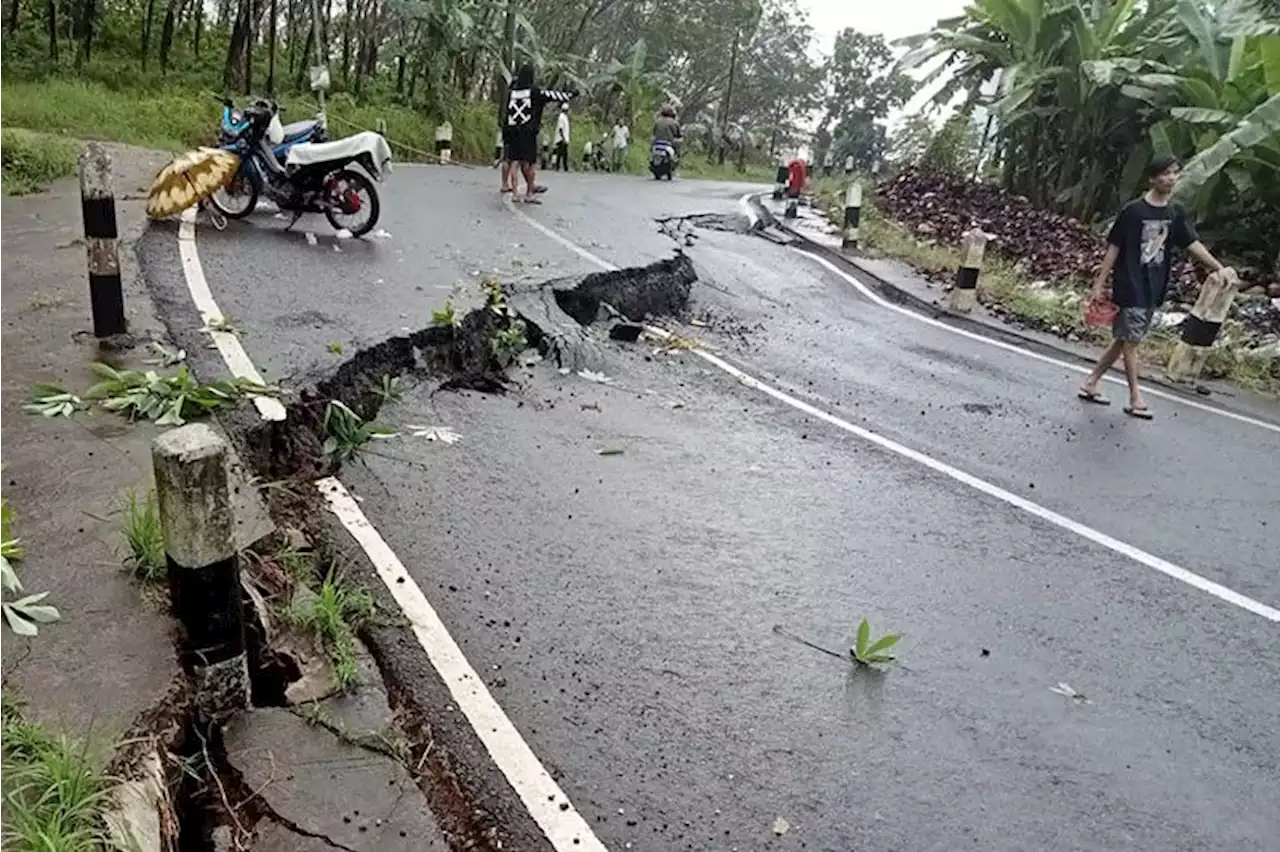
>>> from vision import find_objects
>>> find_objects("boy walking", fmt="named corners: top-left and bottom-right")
top-left (1078, 155), bottom-right (1229, 419)
top-left (504, 63), bottom-right (574, 202)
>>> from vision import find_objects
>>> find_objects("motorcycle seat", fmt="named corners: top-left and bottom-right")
top-left (281, 119), bottom-right (321, 142)
top-left (286, 131), bottom-right (394, 179)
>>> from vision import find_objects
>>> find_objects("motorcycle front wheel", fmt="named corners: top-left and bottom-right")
top-left (323, 168), bottom-right (380, 237)
top-left (209, 172), bottom-right (259, 219)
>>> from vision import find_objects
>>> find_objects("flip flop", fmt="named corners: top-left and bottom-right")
top-left (522, 196), bottom-right (543, 204)
top-left (531, 184), bottom-right (549, 194)
top-left (1077, 389), bottom-right (1110, 405)
top-left (1124, 406), bottom-right (1154, 420)
top-left (500, 187), bottom-right (513, 193)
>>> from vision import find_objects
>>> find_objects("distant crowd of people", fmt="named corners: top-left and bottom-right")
top-left (492, 108), bottom-right (632, 175)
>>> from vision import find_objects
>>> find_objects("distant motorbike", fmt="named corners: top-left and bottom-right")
top-left (209, 97), bottom-right (390, 237)
top-left (650, 141), bottom-right (676, 180)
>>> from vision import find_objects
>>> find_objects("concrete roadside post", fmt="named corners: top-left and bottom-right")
top-left (435, 120), bottom-right (454, 164)
top-left (841, 182), bottom-right (863, 251)
top-left (950, 227), bottom-right (991, 314)
top-left (79, 142), bottom-right (127, 339)
top-left (152, 424), bottom-right (248, 720)
top-left (1165, 268), bottom-right (1240, 383)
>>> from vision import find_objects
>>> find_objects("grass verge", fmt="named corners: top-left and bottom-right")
top-left (121, 488), bottom-right (166, 582)
top-left (1, 697), bottom-right (113, 850)
top-left (1, 128), bottom-right (80, 195)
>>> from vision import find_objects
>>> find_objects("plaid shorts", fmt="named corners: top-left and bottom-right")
top-left (1113, 307), bottom-right (1154, 342)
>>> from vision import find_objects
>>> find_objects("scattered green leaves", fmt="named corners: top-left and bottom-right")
top-left (322, 401), bottom-right (397, 463)
top-left (326, 341), bottom-right (345, 355)
top-left (2, 559), bottom-right (60, 636)
top-left (288, 569), bottom-right (376, 692)
top-left (84, 362), bottom-right (274, 426)
top-left (120, 488), bottom-right (166, 583)
top-left (371, 374), bottom-right (404, 404)
top-left (203, 315), bottom-right (240, 335)
top-left (23, 383), bottom-right (87, 418)
top-left (850, 618), bottom-right (900, 667)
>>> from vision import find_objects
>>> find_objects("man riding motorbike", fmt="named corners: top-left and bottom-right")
top-left (652, 103), bottom-right (682, 162)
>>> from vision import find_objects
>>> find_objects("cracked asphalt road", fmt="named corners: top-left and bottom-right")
top-left (137, 166), bottom-right (1280, 852)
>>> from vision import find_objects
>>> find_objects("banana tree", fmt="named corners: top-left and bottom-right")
top-left (585, 38), bottom-right (675, 129)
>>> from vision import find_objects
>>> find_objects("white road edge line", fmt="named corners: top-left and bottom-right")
top-left (315, 477), bottom-right (610, 851)
top-left (177, 209), bottom-right (287, 421)
top-left (766, 200), bottom-right (1280, 435)
top-left (511, 195), bottom-right (1280, 623)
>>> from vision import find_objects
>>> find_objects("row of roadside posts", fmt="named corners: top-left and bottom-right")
top-left (782, 178), bottom-right (1238, 387)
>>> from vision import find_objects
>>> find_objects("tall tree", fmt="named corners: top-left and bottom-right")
top-left (820, 29), bottom-right (914, 172)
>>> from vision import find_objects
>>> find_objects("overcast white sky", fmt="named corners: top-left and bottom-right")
top-left (797, 0), bottom-right (969, 124)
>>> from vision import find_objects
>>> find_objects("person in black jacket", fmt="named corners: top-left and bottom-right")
top-left (504, 62), bottom-right (574, 204)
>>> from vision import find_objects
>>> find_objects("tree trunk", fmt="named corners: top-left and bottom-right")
top-left (158, 0), bottom-right (179, 71)
top-left (395, 53), bottom-right (406, 95)
top-left (75, 0), bottom-right (95, 66)
top-left (340, 0), bottom-right (352, 85)
top-left (266, 0), bottom-right (277, 91)
top-left (46, 0), bottom-right (58, 60)
top-left (193, 0), bottom-right (203, 58)
top-left (295, 21), bottom-right (313, 88)
top-left (718, 28), bottom-right (740, 166)
top-left (7, 0), bottom-right (19, 36)
top-left (223, 0), bottom-right (248, 89)
top-left (140, 0), bottom-right (155, 68)
top-left (245, 0), bottom-right (255, 94)
top-left (286, 0), bottom-right (295, 73)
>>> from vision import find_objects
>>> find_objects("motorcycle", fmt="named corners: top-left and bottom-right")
top-left (650, 140), bottom-right (676, 180)
top-left (209, 97), bottom-right (390, 237)
top-left (218, 96), bottom-right (328, 159)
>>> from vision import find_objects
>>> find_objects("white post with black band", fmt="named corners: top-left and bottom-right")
top-left (842, 182), bottom-right (862, 250)
top-left (153, 424), bottom-right (249, 720)
top-left (950, 227), bottom-right (991, 314)
top-left (1165, 268), bottom-right (1239, 383)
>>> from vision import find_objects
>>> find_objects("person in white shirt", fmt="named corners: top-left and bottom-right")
top-left (553, 104), bottom-right (571, 171)
top-left (822, 150), bottom-right (833, 177)
top-left (611, 121), bottom-right (629, 172)
top-left (844, 154), bottom-right (854, 175)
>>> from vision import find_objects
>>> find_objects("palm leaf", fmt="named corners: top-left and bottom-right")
top-left (1177, 91), bottom-right (1280, 196)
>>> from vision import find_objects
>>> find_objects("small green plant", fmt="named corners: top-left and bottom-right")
top-left (1, 701), bottom-right (111, 849)
top-left (288, 570), bottom-right (376, 692)
top-left (23, 383), bottom-right (87, 418)
top-left (431, 300), bottom-right (459, 328)
top-left (850, 618), bottom-right (900, 667)
top-left (203, 315), bottom-right (239, 335)
top-left (490, 319), bottom-right (529, 364)
top-left (121, 488), bottom-right (166, 582)
top-left (322, 401), bottom-right (397, 463)
top-left (85, 362), bottom-right (273, 426)
top-left (371, 374), bottom-right (404, 404)
top-left (326, 341), bottom-right (345, 355)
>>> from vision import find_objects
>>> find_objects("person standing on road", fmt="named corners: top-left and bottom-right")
top-left (504, 63), bottom-right (574, 202)
top-left (822, 149), bottom-right (833, 178)
top-left (1078, 155), bottom-right (1229, 419)
top-left (843, 154), bottom-right (854, 176)
top-left (611, 120), bottom-right (629, 172)
top-left (553, 103), bottom-right (571, 172)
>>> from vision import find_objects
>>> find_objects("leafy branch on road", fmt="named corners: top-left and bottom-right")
top-left (23, 383), bottom-right (87, 418)
top-left (851, 618), bottom-right (900, 667)
top-left (482, 279), bottom-right (529, 366)
top-left (370, 375), bottom-right (404, 405)
top-left (2, 496), bottom-right (61, 637)
top-left (431, 300), bottom-right (459, 330)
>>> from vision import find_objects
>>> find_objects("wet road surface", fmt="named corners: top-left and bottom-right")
top-left (137, 165), bottom-right (1280, 851)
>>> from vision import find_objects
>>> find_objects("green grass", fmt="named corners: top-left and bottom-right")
top-left (288, 569), bottom-right (376, 692)
top-left (1, 699), bottom-right (113, 851)
top-left (120, 488), bottom-right (166, 582)
top-left (1, 128), bottom-right (80, 195)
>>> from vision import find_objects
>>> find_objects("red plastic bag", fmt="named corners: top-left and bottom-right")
top-left (1085, 297), bottom-right (1118, 327)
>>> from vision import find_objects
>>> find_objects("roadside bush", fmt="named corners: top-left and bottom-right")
top-left (1, 128), bottom-right (79, 195)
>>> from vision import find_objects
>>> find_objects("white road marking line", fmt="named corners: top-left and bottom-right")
top-left (177, 209), bottom-right (286, 421)
top-left (315, 477), bottom-right (610, 851)
top-left (751, 195), bottom-right (1280, 435)
top-left (506, 200), bottom-right (621, 271)
top-left (737, 193), bottom-right (759, 229)
top-left (515, 201), bottom-right (1280, 624)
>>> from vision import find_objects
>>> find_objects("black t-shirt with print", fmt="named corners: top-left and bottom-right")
top-left (1106, 197), bottom-right (1197, 309)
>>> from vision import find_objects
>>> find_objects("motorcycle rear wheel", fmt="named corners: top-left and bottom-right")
top-left (209, 173), bottom-right (259, 219)
top-left (323, 168), bottom-right (380, 237)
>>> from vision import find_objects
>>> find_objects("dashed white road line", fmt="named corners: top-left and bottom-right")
top-left (757, 196), bottom-right (1280, 435)
top-left (316, 477), bottom-right (609, 851)
top-left (177, 209), bottom-right (286, 421)
top-left (512, 199), bottom-right (1280, 623)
